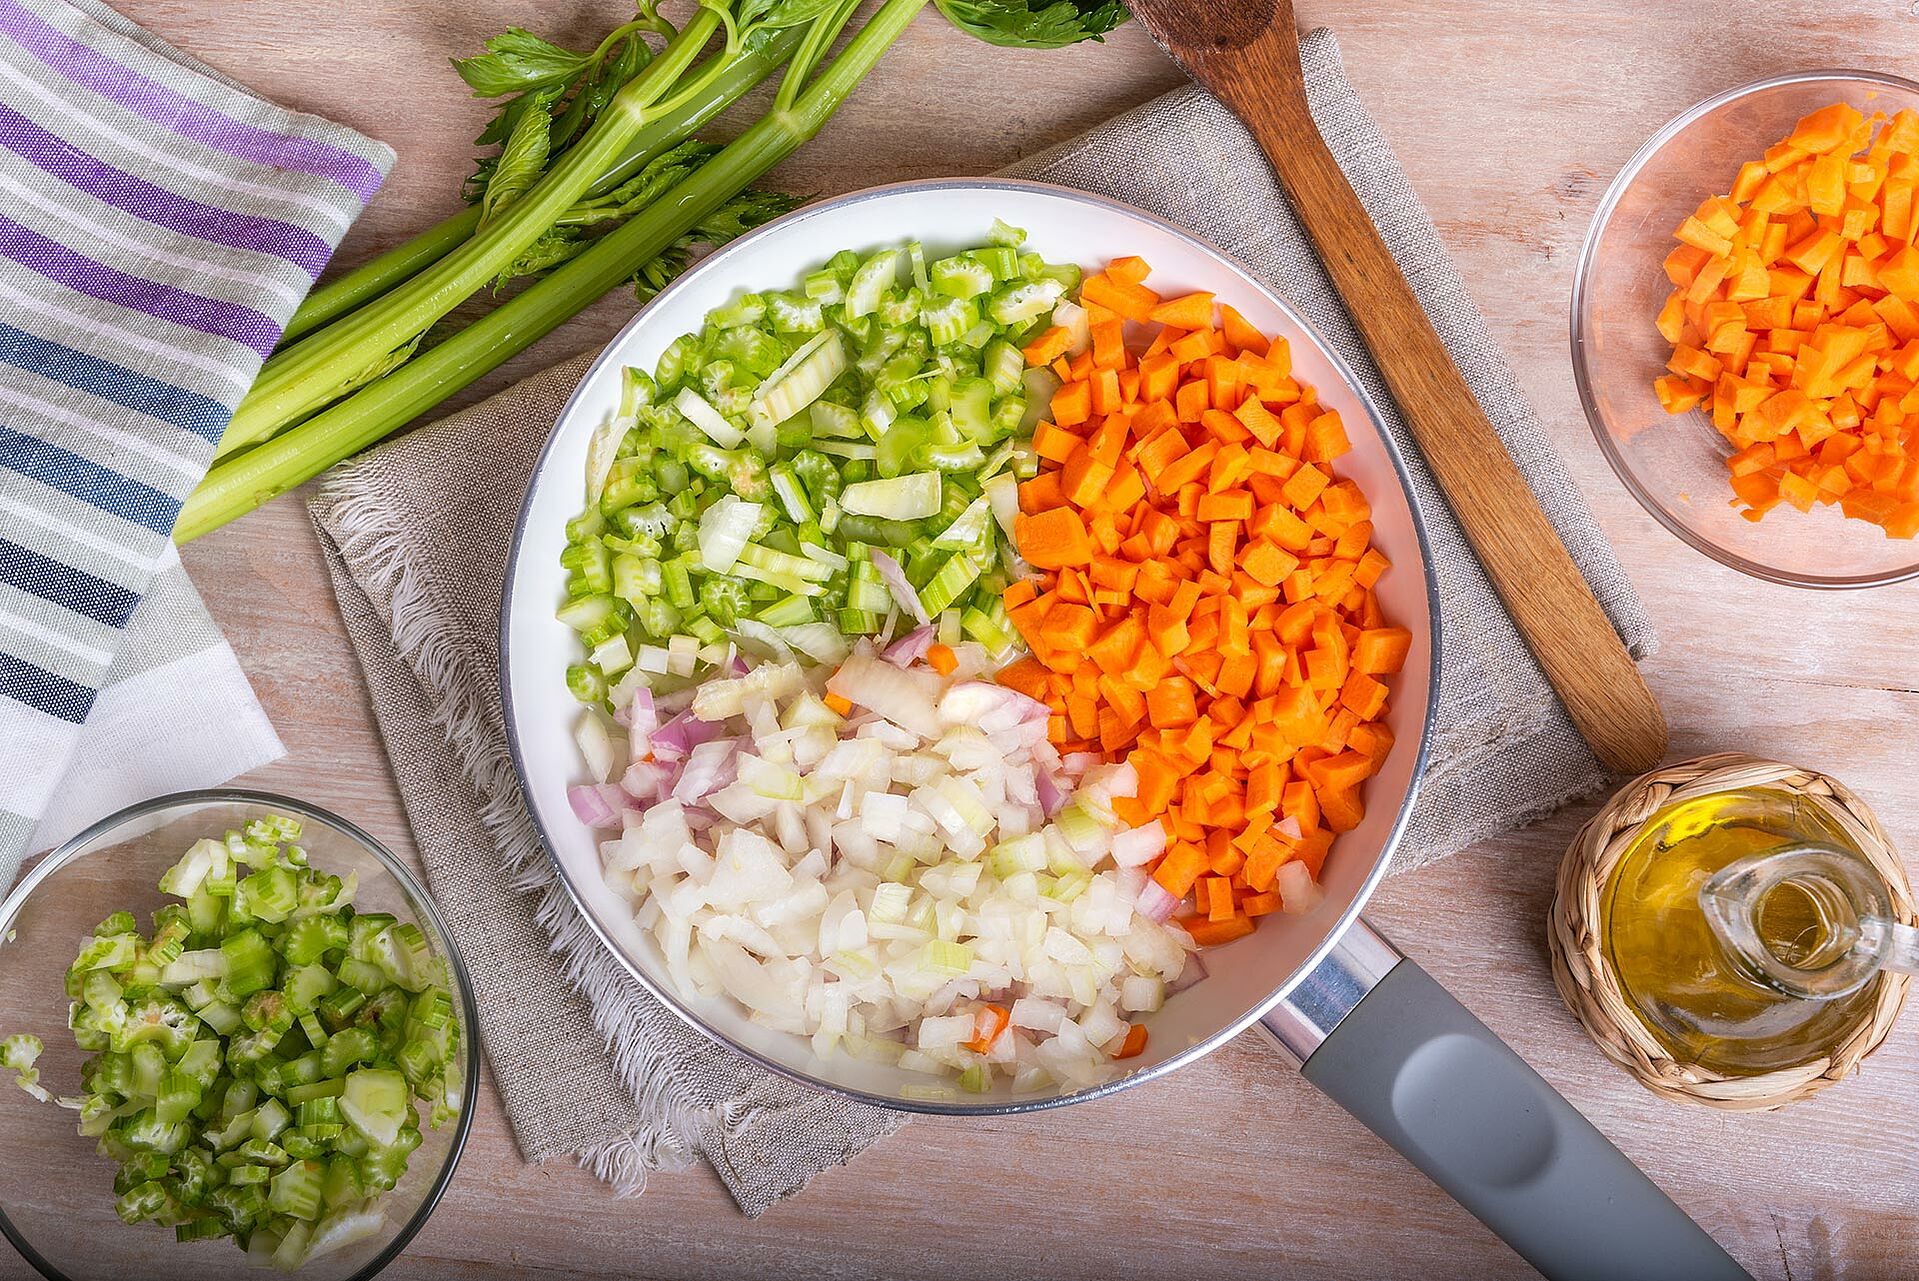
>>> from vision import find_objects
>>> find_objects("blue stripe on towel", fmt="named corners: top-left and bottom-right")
top-left (0, 647), bottom-right (93, 722)
top-left (0, 425), bottom-right (180, 533)
top-left (0, 320), bottom-right (229, 442)
top-left (0, 536), bottom-right (136, 626)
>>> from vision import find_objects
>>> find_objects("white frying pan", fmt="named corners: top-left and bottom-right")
top-left (501, 180), bottom-right (1748, 1281)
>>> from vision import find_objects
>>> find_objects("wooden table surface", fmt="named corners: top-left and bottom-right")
top-left (10, 2), bottom-right (1919, 1278)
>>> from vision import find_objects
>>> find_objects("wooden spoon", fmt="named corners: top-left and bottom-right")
top-left (1125, 0), bottom-right (1668, 773)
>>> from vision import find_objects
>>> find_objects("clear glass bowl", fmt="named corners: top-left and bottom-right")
top-left (1572, 69), bottom-right (1919, 588)
top-left (0, 791), bottom-right (477, 1280)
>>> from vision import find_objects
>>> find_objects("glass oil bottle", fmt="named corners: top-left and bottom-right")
top-left (1600, 785), bottom-right (1917, 1076)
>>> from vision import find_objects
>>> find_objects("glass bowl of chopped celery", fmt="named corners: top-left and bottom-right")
top-left (1573, 69), bottom-right (1919, 588)
top-left (0, 790), bottom-right (477, 1280)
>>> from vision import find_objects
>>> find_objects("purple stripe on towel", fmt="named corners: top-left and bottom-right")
top-left (0, 0), bottom-right (383, 201)
top-left (0, 101), bottom-right (330, 275)
top-left (0, 212), bottom-right (278, 355)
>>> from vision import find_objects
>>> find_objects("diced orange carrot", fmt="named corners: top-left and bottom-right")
top-left (1303, 412), bottom-right (1351, 462)
top-left (1153, 842), bottom-right (1206, 897)
top-left (1219, 303), bottom-right (1269, 356)
top-left (1148, 290), bottom-right (1216, 330)
top-left (1280, 463), bottom-right (1329, 510)
top-left (1081, 272), bottom-right (1161, 322)
top-left (1241, 891), bottom-right (1282, 917)
top-left (1004, 256), bottom-right (1399, 953)
top-left (1175, 378), bottom-right (1209, 423)
top-left (1138, 352), bottom-right (1180, 403)
top-left (1180, 915), bottom-right (1256, 946)
top-left (1031, 420), bottom-right (1084, 464)
top-left (1317, 786), bottom-right (1365, 834)
top-left (1196, 489), bottom-right (1254, 522)
top-left (1019, 471), bottom-right (1066, 515)
top-left (1051, 378), bottom-right (1093, 428)
top-left (1023, 326), bottom-right (1074, 366)
top-left (1016, 507), bottom-right (1095, 568)
top-left (994, 656), bottom-right (1050, 700)
top-left (1091, 317), bottom-right (1126, 371)
top-left (1353, 626), bottom-right (1411, 674)
top-left (1060, 443), bottom-right (1115, 509)
top-left (1145, 676), bottom-right (1198, 728)
top-left (1088, 615), bottom-right (1145, 673)
top-left (1653, 103), bottom-right (1919, 537)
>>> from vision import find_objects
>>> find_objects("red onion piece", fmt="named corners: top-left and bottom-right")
top-left (1035, 770), bottom-right (1066, 819)
top-left (963, 683), bottom-right (1050, 730)
top-left (1274, 815), bottom-right (1304, 842)
top-left (568, 785), bottom-right (618, 829)
top-left (653, 687), bottom-right (696, 717)
top-left (620, 760), bottom-right (664, 802)
top-left (1166, 951), bottom-right (1209, 994)
top-left (627, 687), bottom-right (658, 734)
top-left (882, 624), bottom-right (936, 667)
top-left (651, 710), bottom-right (722, 758)
top-left (1061, 751), bottom-right (1101, 777)
top-left (672, 740), bottom-right (738, 804)
top-left (1011, 692), bottom-right (1051, 724)
top-left (1136, 880), bottom-right (1178, 924)
top-left (945, 681), bottom-right (1051, 739)
top-left (869, 548), bottom-right (929, 624)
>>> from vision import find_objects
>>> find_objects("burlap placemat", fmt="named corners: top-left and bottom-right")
top-left (309, 28), bottom-right (1654, 1215)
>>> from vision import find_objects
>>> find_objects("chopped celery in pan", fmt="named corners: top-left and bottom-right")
top-left (559, 221), bottom-right (1080, 706)
top-left (4, 817), bottom-right (461, 1270)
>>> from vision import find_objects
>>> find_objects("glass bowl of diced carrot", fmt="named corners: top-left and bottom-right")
top-left (1573, 69), bottom-right (1919, 587)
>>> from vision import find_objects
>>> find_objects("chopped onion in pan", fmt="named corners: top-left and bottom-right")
top-left (868, 548), bottom-right (928, 624)
top-left (589, 651), bottom-right (1194, 1090)
top-left (882, 624), bottom-right (936, 668)
top-left (1275, 860), bottom-right (1325, 915)
top-left (569, 784), bottom-right (617, 829)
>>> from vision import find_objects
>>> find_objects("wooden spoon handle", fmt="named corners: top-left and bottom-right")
top-left (1243, 110), bottom-right (1666, 772)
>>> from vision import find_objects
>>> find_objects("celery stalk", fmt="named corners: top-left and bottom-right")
top-left (277, 27), bottom-right (806, 347)
top-left (182, 0), bottom-right (1123, 539)
top-left (277, 208), bottom-right (481, 348)
top-left (177, 0), bottom-right (933, 542)
top-left (216, 10), bottom-right (726, 461)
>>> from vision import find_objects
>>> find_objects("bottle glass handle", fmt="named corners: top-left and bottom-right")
top-left (1700, 843), bottom-right (1915, 999)
top-left (1856, 913), bottom-right (1919, 978)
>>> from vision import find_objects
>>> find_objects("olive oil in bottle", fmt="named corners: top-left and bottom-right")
top-left (1600, 786), bottom-right (1898, 1076)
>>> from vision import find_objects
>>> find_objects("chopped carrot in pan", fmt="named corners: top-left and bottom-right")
top-left (1007, 257), bottom-right (1402, 948)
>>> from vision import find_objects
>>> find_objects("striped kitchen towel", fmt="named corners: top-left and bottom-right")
top-left (0, 0), bottom-right (393, 883)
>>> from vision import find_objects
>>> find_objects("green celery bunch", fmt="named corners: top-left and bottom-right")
top-left (177, 0), bottom-right (1127, 541)
top-left (277, 25), bottom-right (807, 345)
top-left (218, 0), bottom-right (805, 461)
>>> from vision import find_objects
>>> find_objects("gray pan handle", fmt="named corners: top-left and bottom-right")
top-left (1260, 920), bottom-right (1750, 1281)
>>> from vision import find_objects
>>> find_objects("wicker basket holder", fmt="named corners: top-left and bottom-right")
top-left (1549, 752), bottom-right (1914, 1111)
